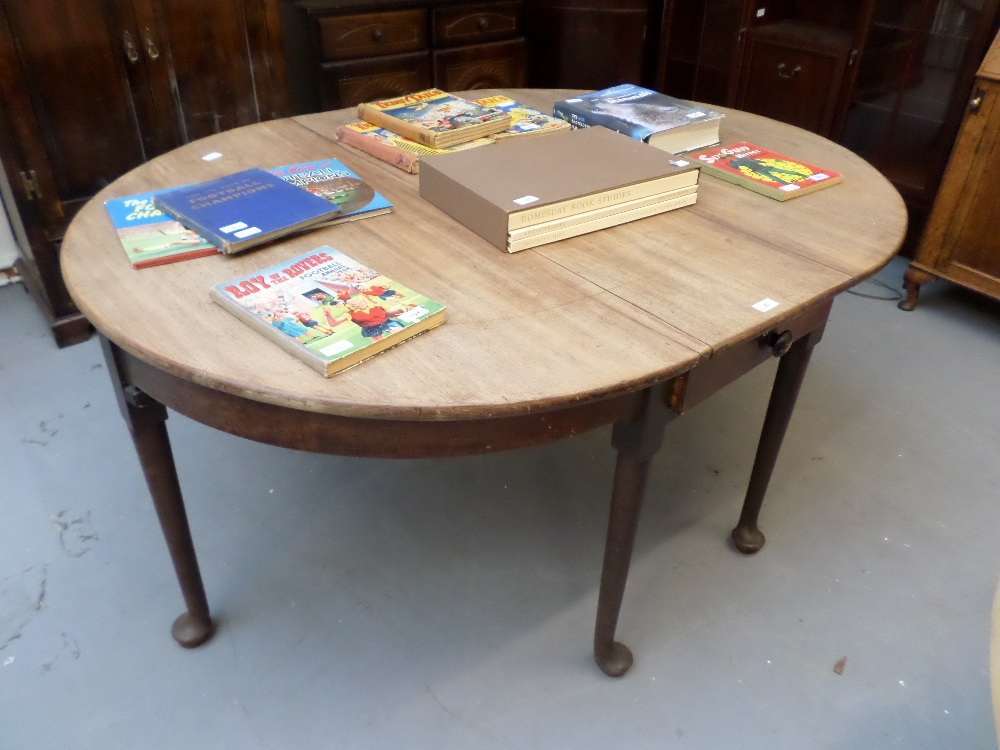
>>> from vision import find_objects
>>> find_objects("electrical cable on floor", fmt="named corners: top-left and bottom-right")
top-left (846, 277), bottom-right (903, 301)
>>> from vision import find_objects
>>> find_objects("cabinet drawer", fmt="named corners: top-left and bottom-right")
top-left (320, 51), bottom-right (432, 110)
top-left (432, 39), bottom-right (526, 93)
top-left (318, 10), bottom-right (428, 61)
top-left (433, 2), bottom-right (523, 48)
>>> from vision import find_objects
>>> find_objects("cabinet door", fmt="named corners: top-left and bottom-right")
top-left (528, 1), bottom-right (650, 89)
top-left (0, 0), bottom-right (146, 220)
top-left (433, 39), bottom-right (527, 92)
top-left (134, 0), bottom-right (265, 146)
top-left (933, 81), bottom-right (1000, 288)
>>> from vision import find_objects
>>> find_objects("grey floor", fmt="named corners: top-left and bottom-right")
top-left (2, 256), bottom-right (999, 749)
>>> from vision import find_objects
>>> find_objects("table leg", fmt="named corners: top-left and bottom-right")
top-left (594, 382), bottom-right (675, 677)
top-left (100, 336), bottom-right (214, 648)
top-left (731, 330), bottom-right (820, 555)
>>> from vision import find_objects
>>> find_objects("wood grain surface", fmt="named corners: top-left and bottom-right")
top-left (61, 89), bottom-right (906, 420)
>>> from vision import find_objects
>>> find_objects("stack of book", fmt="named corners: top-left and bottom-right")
top-left (419, 126), bottom-right (700, 253)
top-left (336, 91), bottom-right (570, 174)
top-left (105, 158), bottom-right (392, 267)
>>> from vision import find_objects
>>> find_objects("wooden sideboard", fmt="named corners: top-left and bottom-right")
top-left (0, 0), bottom-right (288, 346)
top-left (281, 0), bottom-right (527, 112)
top-left (899, 29), bottom-right (1000, 311)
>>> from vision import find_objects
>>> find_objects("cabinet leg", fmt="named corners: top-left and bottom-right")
top-left (594, 383), bottom-right (675, 677)
top-left (898, 266), bottom-right (934, 311)
top-left (732, 332), bottom-right (818, 555)
top-left (100, 336), bottom-right (214, 648)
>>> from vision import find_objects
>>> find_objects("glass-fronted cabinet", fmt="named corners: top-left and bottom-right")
top-left (840, 0), bottom-right (1000, 210)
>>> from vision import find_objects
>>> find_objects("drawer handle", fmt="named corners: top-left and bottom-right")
top-left (777, 63), bottom-right (802, 80)
top-left (372, 27), bottom-right (384, 42)
top-left (477, 15), bottom-right (489, 30)
top-left (761, 330), bottom-right (793, 357)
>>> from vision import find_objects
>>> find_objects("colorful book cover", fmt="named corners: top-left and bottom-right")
top-left (356, 89), bottom-right (511, 148)
top-left (474, 96), bottom-right (571, 141)
top-left (266, 159), bottom-right (392, 222)
top-left (104, 189), bottom-right (219, 269)
top-left (210, 246), bottom-right (445, 376)
top-left (152, 167), bottom-right (341, 254)
top-left (688, 142), bottom-right (843, 201)
top-left (335, 121), bottom-right (493, 174)
top-left (553, 84), bottom-right (722, 146)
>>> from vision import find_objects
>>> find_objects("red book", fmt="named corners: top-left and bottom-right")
top-left (688, 142), bottom-right (842, 201)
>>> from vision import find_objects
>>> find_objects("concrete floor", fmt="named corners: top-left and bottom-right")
top-left (2, 256), bottom-right (999, 749)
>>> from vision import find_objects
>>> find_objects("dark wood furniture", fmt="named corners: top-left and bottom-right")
top-left (657, 0), bottom-right (1000, 249)
top-left (0, 0), bottom-right (289, 347)
top-left (60, 90), bottom-right (905, 676)
top-left (900, 29), bottom-right (1000, 310)
top-left (283, 0), bottom-right (527, 112)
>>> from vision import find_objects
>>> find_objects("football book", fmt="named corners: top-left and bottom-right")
top-left (473, 95), bottom-right (571, 141)
top-left (419, 126), bottom-right (699, 252)
top-left (553, 84), bottom-right (723, 154)
top-left (105, 189), bottom-right (220, 269)
top-left (266, 159), bottom-right (393, 222)
top-left (152, 167), bottom-right (342, 255)
top-left (356, 89), bottom-right (511, 149)
top-left (211, 246), bottom-right (445, 377)
top-left (335, 121), bottom-right (493, 174)
top-left (688, 142), bottom-right (843, 200)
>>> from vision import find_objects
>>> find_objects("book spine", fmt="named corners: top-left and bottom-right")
top-left (357, 103), bottom-right (437, 148)
top-left (209, 287), bottom-right (331, 376)
top-left (132, 246), bottom-right (219, 270)
top-left (508, 193), bottom-right (697, 253)
top-left (151, 196), bottom-right (234, 253)
top-left (552, 101), bottom-right (591, 130)
top-left (335, 125), bottom-right (420, 174)
top-left (508, 170), bottom-right (699, 231)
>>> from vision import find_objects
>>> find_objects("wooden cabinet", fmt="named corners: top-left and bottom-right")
top-left (290, 0), bottom-right (527, 112)
top-left (0, 0), bottom-right (288, 346)
top-left (736, 21), bottom-right (852, 137)
top-left (527, 0), bottom-right (653, 90)
top-left (899, 30), bottom-right (1000, 311)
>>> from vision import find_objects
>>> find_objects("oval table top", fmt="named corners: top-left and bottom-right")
top-left (61, 89), bottom-right (907, 421)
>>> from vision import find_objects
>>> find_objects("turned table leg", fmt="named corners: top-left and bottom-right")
top-left (594, 382), bottom-right (676, 677)
top-left (732, 329), bottom-right (821, 555)
top-left (100, 336), bottom-right (214, 647)
top-left (898, 265), bottom-right (934, 311)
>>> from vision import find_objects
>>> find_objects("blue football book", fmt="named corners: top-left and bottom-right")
top-left (152, 167), bottom-right (341, 255)
top-left (552, 84), bottom-right (723, 154)
top-left (265, 159), bottom-right (392, 224)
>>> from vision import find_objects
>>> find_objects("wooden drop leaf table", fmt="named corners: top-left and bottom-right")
top-left (61, 90), bottom-right (906, 677)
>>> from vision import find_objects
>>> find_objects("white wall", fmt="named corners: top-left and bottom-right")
top-left (0, 203), bottom-right (18, 269)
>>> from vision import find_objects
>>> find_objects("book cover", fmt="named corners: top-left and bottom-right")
top-left (266, 159), bottom-right (392, 222)
top-left (357, 89), bottom-right (511, 149)
top-left (335, 121), bottom-right (493, 174)
top-left (105, 189), bottom-right (219, 269)
top-left (210, 246), bottom-right (445, 376)
top-left (553, 84), bottom-right (722, 152)
top-left (474, 96), bottom-right (571, 141)
top-left (688, 142), bottom-right (843, 200)
top-left (152, 167), bottom-right (341, 254)
top-left (420, 126), bottom-right (699, 251)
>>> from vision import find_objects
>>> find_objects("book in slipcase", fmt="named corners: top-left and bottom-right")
top-left (210, 246), bottom-right (445, 376)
